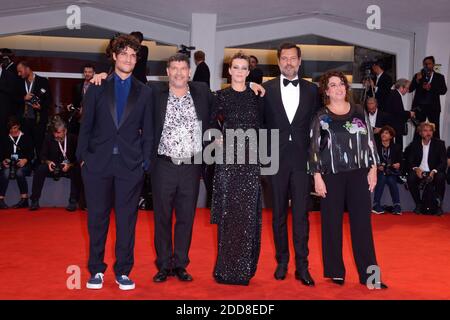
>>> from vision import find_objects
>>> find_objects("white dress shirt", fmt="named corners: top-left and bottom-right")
top-left (368, 109), bottom-right (378, 128)
top-left (419, 141), bottom-right (431, 172)
top-left (280, 75), bottom-right (300, 141)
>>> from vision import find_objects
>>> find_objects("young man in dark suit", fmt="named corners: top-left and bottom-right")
top-left (370, 60), bottom-right (393, 111)
top-left (366, 97), bottom-right (391, 145)
top-left (409, 56), bottom-right (447, 139)
top-left (17, 61), bottom-right (52, 162)
top-left (77, 34), bottom-right (153, 291)
top-left (406, 122), bottom-right (446, 215)
top-left (261, 42), bottom-right (320, 286)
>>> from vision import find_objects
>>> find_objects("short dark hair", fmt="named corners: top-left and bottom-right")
top-left (423, 56), bottom-right (435, 64)
top-left (277, 42), bottom-right (301, 59)
top-left (194, 50), bottom-right (205, 61)
top-left (17, 60), bottom-right (31, 69)
top-left (7, 116), bottom-right (20, 130)
top-left (82, 63), bottom-right (95, 72)
top-left (229, 52), bottom-right (250, 67)
top-left (373, 60), bottom-right (385, 70)
top-left (380, 125), bottom-right (396, 138)
top-left (106, 34), bottom-right (141, 61)
top-left (249, 55), bottom-right (258, 63)
top-left (167, 53), bottom-right (190, 68)
top-left (130, 31), bottom-right (144, 43)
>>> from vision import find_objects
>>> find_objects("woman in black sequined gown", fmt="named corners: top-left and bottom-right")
top-left (210, 53), bottom-right (262, 285)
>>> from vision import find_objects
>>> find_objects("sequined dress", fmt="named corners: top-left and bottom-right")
top-left (211, 86), bottom-right (262, 285)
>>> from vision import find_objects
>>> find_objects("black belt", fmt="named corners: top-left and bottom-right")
top-left (157, 154), bottom-right (195, 165)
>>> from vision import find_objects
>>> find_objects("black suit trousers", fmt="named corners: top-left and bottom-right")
top-left (82, 155), bottom-right (144, 277)
top-left (151, 157), bottom-right (202, 271)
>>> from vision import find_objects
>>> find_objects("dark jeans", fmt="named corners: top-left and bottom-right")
top-left (30, 163), bottom-right (81, 202)
top-left (0, 165), bottom-right (31, 196)
top-left (373, 172), bottom-right (400, 206)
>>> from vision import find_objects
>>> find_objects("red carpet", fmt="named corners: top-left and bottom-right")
top-left (0, 208), bottom-right (449, 300)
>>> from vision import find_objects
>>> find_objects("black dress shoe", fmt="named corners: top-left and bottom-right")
top-left (66, 200), bottom-right (77, 212)
top-left (153, 269), bottom-right (170, 283)
top-left (295, 270), bottom-right (315, 286)
top-left (29, 200), bottom-right (40, 211)
top-left (0, 199), bottom-right (8, 209)
top-left (12, 198), bottom-right (29, 209)
top-left (331, 278), bottom-right (345, 285)
top-left (173, 268), bottom-right (193, 281)
top-left (274, 264), bottom-right (287, 280)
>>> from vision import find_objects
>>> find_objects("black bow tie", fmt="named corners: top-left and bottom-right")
top-left (283, 78), bottom-right (299, 87)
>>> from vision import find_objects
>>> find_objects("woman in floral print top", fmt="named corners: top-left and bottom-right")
top-left (308, 71), bottom-right (387, 289)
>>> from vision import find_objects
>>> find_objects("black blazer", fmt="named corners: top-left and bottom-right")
top-left (0, 69), bottom-right (20, 126)
top-left (192, 61), bottom-right (211, 88)
top-left (410, 72), bottom-right (447, 112)
top-left (246, 68), bottom-right (264, 84)
top-left (262, 77), bottom-right (320, 171)
top-left (376, 141), bottom-right (403, 166)
top-left (385, 89), bottom-right (411, 137)
top-left (148, 81), bottom-right (213, 161)
top-left (41, 133), bottom-right (78, 164)
top-left (19, 74), bottom-right (52, 126)
top-left (72, 82), bottom-right (86, 109)
top-left (375, 72), bottom-right (393, 111)
top-left (407, 138), bottom-right (446, 173)
top-left (76, 74), bottom-right (154, 173)
top-left (1, 132), bottom-right (34, 161)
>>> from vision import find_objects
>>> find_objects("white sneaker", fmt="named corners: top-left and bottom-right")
top-left (86, 272), bottom-right (104, 289)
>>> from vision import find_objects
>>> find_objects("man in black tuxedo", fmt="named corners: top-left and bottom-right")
top-left (261, 42), bottom-right (320, 286)
top-left (366, 97), bottom-right (391, 145)
top-left (17, 61), bottom-right (52, 162)
top-left (149, 53), bottom-right (213, 283)
top-left (370, 60), bottom-right (393, 111)
top-left (409, 56), bottom-right (447, 139)
top-left (192, 50), bottom-right (210, 88)
top-left (384, 79), bottom-right (415, 150)
top-left (406, 122), bottom-right (446, 215)
top-left (29, 118), bottom-right (80, 211)
top-left (77, 35), bottom-right (153, 291)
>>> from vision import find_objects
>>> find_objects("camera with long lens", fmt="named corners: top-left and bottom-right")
top-left (381, 161), bottom-right (400, 176)
top-left (51, 160), bottom-right (68, 181)
top-left (410, 105), bottom-right (422, 127)
top-left (421, 67), bottom-right (432, 83)
top-left (25, 88), bottom-right (46, 107)
top-left (178, 44), bottom-right (196, 58)
top-left (418, 171), bottom-right (434, 189)
top-left (66, 104), bottom-right (81, 122)
top-left (8, 154), bottom-right (19, 180)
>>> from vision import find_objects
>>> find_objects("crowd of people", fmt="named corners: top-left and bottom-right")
top-left (0, 33), bottom-right (448, 291)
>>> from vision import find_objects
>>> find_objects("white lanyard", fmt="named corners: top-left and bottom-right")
top-left (24, 75), bottom-right (35, 94)
top-left (58, 136), bottom-right (68, 160)
top-left (9, 132), bottom-right (23, 154)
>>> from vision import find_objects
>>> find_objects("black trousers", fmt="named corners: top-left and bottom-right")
top-left (151, 157), bottom-right (201, 271)
top-left (268, 144), bottom-right (311, 271)
top-left (407, 170), bottom-right (446, 206)
top-left (30, 163), bottom-right (80, 201)
top-left (321, 169), bottom-right (378, 283)
top-left (21, 118), bottom-right (46, 161)
top-left (82, 155), bottom-right (144, 277)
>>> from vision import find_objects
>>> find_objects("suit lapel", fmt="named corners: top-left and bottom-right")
top-left (273, 78), bottom-right (291, 125)
top-left (188, 82), bottom-right (202, 121)
top-left (118, 77), bottom-right (140, 129)
top-left (159, 83), bottom-right (169, 127)
top-left (106, 77), bottom-right (118, 129)
top-left (291, 79), bottom-right (306, 124)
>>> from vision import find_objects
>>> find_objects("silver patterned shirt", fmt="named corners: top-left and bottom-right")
top-left (157, 90), bottom-right (202, 159)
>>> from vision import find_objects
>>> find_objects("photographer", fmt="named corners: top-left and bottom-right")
top-left (372, 126), bottom-right (403, 215)
top-left (409, 56), bottom-right (447, 139)
top-left (406, 122), bottom-right (446, 215)
top-left (0, 118), bottom-right (33, 209)
top-left (17, 61), bottom-right (52, 162)
top-left (29, 118), bottom-right (80, 211)
top-left (370, 60), bottom-right (393, 111)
